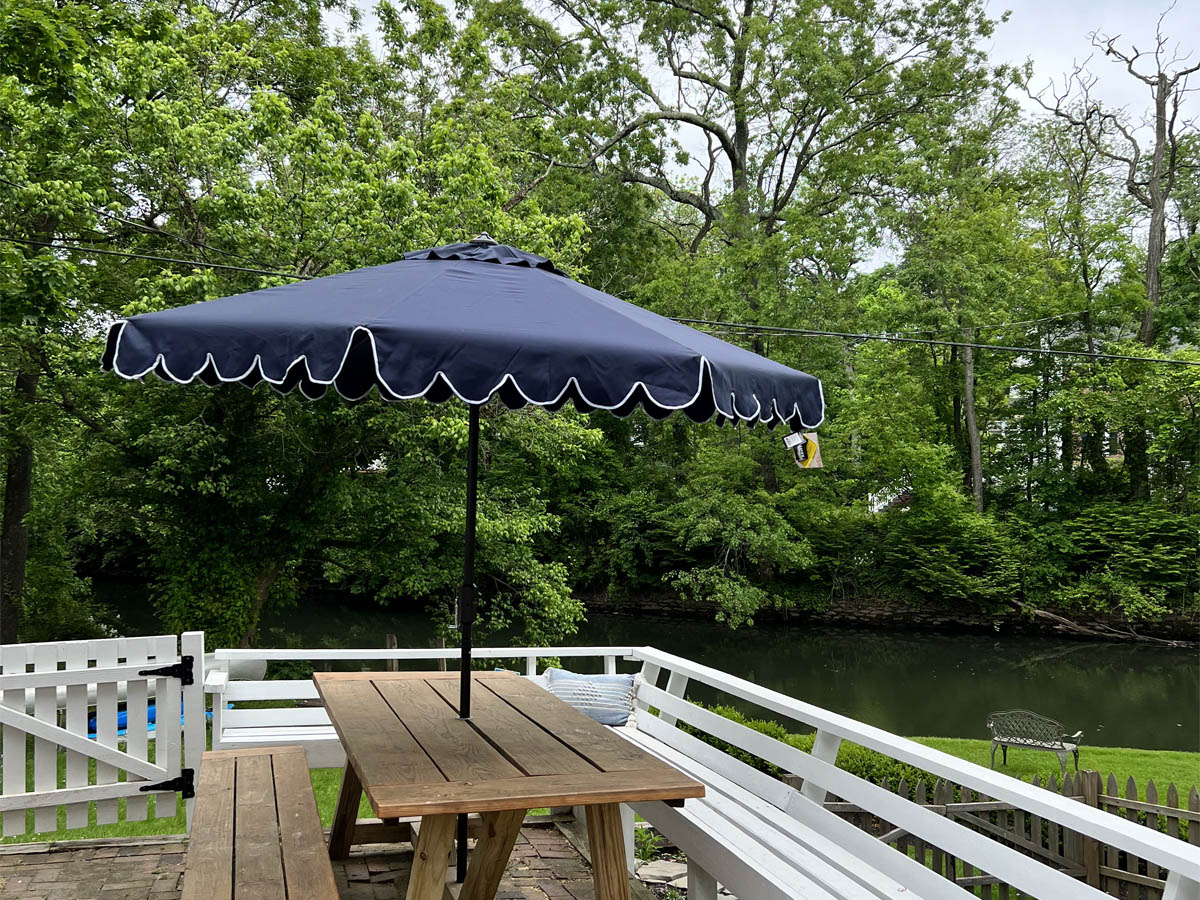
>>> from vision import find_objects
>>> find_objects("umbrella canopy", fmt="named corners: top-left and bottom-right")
top-left (102, 238), bottom-right (825, 429)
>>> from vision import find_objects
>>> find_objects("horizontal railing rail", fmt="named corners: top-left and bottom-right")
top-left (628, 646), bottom-right (1200, 889)
top-left (211, 645), bottom-right (635, 676)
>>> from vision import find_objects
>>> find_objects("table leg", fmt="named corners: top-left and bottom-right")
top-left (459, 808), bottom-right (526, 900)
top-left (586, 803), bottom-right (631, 900)
top-left (328, 764), bottom-right (362, 860)
top-left (407, 814), bottom-right (457, 900)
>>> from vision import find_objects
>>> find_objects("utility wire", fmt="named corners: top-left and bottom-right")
top-left (0, 175), bottom-right (286, 275)
top-left (4, 236), bottom-right (1194, 368)
top-left (0, 236), bottom-right (310, 280)
top-left (672, 317), bottom-right (1200, 367)
top-left (888, 310), bottom-right (1087, 336)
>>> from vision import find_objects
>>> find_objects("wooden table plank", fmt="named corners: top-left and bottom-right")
top-left (181, 756), bottom-right (234, 900)
top-left (370, 767), bottom-right (705, 817)
top-left (314, 676), bottom-right (445, 789)
top-left (479, 675), bottom-right (665, 773)
top-left (272, 747), bottom-right (341, 900)
top-left (233, 753), bottom-right (286, 899)
top-left (374, 678), bottom-right (522, 782)
top-left (427, 677), bottom-right (601, 777)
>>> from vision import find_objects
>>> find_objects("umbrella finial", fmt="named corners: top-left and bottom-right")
top-left (470, 232), bottom-right (497, 246)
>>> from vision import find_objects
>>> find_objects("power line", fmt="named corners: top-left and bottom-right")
top-left (0, 175), bottom-right (285, 274)
top-left (672, 317), bottom-right (1200, 367)
top-left (891, 310), bottom-right (1086, 335)
top-left (0, 236), bottom-right (309, 280)
top-left (4, 235), bottom-right (1195, 368)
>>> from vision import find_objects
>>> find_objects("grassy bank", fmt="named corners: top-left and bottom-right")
top-left (910, 738), bottom-right (1200, 796)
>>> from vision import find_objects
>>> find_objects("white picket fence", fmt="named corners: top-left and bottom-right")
top-left (0, 632), bottom-right (205, 836)
top-left (2, 635), bottom-right (1198, 900)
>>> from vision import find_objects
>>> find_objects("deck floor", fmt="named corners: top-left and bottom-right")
top-left (0, 824), bottom-right (598, 900)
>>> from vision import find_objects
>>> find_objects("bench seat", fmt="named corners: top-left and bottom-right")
top-left (986, 709), bottom-right (1081, 777)
top-left (182, 745), bottom-right (338, 900)
top-left (617, 722), bottom-right (967, 900)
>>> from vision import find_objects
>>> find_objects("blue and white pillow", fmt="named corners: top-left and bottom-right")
top-left (544, 668), bottom-right (638, 726)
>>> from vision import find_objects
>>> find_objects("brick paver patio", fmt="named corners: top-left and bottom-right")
top-left (0, 824), bottom-right (599, 900)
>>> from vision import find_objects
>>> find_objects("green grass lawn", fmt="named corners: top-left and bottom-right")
top-left (4, 741), bottom-right (1195, 846)
top-left (912, 737), bottom-right (1200, 798)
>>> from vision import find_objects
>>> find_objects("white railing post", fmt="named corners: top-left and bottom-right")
top-left (634, 660), bottom-right (661, 713)
top-left (799, 729), bottom-right (842, 804)
top-left (1163, 872), bottom-right (1200, 900)
top-left (658, 671), bottom-right (689, 727)
top-left (687, 859), bottom-right (719, 900)
top-left (181, 631), bottom-right (205, 830)
top-left (526, 655), bottom-right (538, 677)
top-left (604, 655), bottom-right (617, 675)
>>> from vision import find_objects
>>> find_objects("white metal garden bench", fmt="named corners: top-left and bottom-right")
top-left (986, 709), bottom-right (1081, 778)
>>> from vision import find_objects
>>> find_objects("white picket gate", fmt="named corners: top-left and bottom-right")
top-left (0, 631), bottom-right (205, 836)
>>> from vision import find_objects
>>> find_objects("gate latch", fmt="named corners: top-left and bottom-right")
top-left (139, 768), bottom-right (195, 800)
top-left (138, 655), bottom-right (194, 686)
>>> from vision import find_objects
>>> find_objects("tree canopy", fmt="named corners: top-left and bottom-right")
top-left (1, 0), bottom-right (1196, 647)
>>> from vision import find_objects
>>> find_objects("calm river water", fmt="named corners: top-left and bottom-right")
top-left (108, 593), bottom-right (1199, 751)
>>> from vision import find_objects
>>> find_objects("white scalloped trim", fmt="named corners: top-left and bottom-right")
top-left (103, 320), bottom-right (825, 429)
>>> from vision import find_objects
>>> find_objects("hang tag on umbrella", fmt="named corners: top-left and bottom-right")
top-left (783, 431), bottom-right (822, 469)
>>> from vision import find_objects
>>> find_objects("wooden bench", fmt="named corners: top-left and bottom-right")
top-left (182, 745), bottom-right (338, 900)
top-left (986, 709), bottom-right (1081, 778)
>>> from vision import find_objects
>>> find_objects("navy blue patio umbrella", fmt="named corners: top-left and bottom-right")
top-left (101, 235), bottom-right (824, 873)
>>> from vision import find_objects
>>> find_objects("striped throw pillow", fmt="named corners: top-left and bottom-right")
top-left (544, 668), bottom-right (637, 726)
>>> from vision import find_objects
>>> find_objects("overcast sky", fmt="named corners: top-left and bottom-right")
top-left (988, 0), bottom-right (1198, 119)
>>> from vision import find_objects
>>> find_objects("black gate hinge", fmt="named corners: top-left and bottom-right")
top-left (138, 655), bottom-right (194, 686)
top-left (140, 768), bottom-right (195, 800)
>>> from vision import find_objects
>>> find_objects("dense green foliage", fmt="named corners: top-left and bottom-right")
top-left (1, 0), bottom-right (1196, 647)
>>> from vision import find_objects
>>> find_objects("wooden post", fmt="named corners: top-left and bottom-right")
top-left (385, 634), bottom-right (399, 673)
top-left (1079, 770), bottom-right (1102, 889)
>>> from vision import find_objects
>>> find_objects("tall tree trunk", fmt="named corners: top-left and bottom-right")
top-left (1, 371), bottom-right (39, 642)
top-left (1060, 414), bottom-right (1073, 473)
top-left (237, 561), bottom-right (283, 648)
top-left (1138, 72), bottom-right (1169, 346)
top-left (1125, 428), bottom-right (1151, 500)
top-left (1082, 426), bottom-right (1108, 475)
top-left (962, 329), bottom-right (984, 513)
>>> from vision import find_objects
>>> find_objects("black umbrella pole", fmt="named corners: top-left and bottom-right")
top-left (460, 403), bottom-right (480, 719)
top-left (456, 403), bottom-right (480, 883)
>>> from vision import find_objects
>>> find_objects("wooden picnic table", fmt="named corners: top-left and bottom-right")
top-left (313, 670), bottom-right (704, 900)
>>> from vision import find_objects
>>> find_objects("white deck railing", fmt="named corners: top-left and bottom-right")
top-left (629, 647), bottom-right (1200, 900)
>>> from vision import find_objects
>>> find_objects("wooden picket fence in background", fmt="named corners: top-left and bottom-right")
top-left (813, 771), bottom-right (1199, 899)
